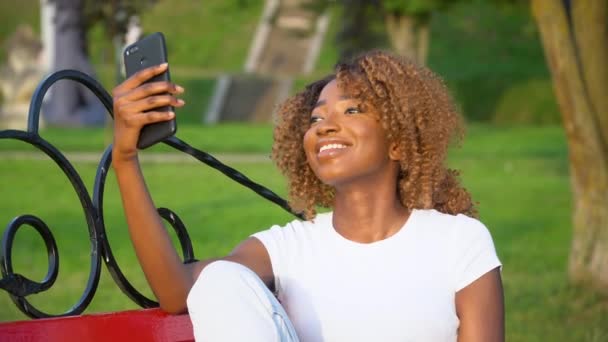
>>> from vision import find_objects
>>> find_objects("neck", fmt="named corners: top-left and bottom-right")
top-left (331, 176), bottom-right (410, 244)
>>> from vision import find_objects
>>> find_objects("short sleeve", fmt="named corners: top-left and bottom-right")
top-left (453, 217), bottom-right (502, 292)
top-left (251, 224), bottom-right (291, 295)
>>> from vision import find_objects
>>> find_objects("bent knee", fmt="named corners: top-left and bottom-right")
top-left (200, 260), bottom-right (256, 284)
top-left (187, 261), bottom-right (256, 307)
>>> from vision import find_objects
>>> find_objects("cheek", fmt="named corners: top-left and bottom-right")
top-left (356, 124), bottom-right (391, 155)
top-left (302, 129), bottom-right (317, 162)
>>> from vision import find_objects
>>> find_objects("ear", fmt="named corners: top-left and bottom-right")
top-left (388, 142), bottom-right (402, 161)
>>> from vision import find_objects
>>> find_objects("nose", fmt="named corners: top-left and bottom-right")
top-left (316, 113), bottom-right (340, 136)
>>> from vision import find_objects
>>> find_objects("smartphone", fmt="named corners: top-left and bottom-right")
top-left (123, 32), bottom-right (177, 149)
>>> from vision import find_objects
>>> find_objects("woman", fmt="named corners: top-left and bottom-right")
top-left (112, 50), bottom-right (504, 341)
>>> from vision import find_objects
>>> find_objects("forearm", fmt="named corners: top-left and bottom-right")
top-left (113, 159), bottom-right (192, 313)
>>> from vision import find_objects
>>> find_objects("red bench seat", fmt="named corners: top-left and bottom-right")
top-left (0, 308), bottom-right (193, 342)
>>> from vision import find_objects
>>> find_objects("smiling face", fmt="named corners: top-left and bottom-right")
top-left (303, 80), bottom-right (400, 187)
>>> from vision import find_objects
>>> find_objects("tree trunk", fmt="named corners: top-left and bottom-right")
top-left (416, 21), bottom-right (429, 67)
top-left (336, 0), bottom-right (383, 61)
top-left (531, 0), bottom-right (608, 290)
top-left (385, 13), bottom-right (429, 65)
top-left (46, 0), bottom-right (106, 126)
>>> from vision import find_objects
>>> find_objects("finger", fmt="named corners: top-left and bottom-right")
top-left (114, 63), bottom-right (168, 95)
top-left (121, 95), bottom-right (185, 113)
top-left (133, 111), bottom-right (176, 126)
top-left (120, 82), bottom-right (184, 102)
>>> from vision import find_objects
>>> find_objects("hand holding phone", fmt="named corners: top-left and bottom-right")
top-left (123, 32), bottom-right (177, 149)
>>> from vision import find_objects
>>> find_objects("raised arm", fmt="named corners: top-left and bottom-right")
top-left (455, 267), bottom-right (505, 342)
top-left (111, 64), bottom-right (273, 314)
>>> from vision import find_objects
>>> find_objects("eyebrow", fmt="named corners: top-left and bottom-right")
top-left (313, 100), bottom-right (326, 109)
top-left (313, 96), bottom-right (354, 109)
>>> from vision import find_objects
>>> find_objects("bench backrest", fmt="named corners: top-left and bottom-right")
top-left (0, 70), bottom-right (298, 339)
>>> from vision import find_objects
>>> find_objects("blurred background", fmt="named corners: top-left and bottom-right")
top-left (0, 1), bottom-right (606, 341)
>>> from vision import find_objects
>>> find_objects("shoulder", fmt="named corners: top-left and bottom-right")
top-left (252, 211), bottom-right (332, 245)
top-left (412, 210), bottom-right (501, 292)
top-left (411, 209), bottom-right (498, 261)
top-left (413, 209), bottom-right (493, 241)
top-left (249, 212), bottom-right (332, 293)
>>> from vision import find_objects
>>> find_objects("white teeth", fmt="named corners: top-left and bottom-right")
top-left (319, 144), bottom-right (347, 153)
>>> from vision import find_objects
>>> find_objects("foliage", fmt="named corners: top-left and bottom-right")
top-left (0, 0), bottom-right (39, 61)
top-left (428, 0), bottom-right (554, 123)
top-left (492, 79), bottom-right (560, 125)
top-left (382, 0), bottom-right (454, 15)
top-left (82, 0), bottom-right (157, 39)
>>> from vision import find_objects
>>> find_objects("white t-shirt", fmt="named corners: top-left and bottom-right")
top-left (252, 209), bottom-right (501, 342)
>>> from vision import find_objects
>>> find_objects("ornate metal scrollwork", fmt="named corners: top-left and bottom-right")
top-left (0, 69), bottom-right (301, 319)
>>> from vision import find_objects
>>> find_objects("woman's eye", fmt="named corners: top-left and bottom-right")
top-left (309, 115), bottom-right (322, 124)
top-left (345, 107), bottom-right (361, 114)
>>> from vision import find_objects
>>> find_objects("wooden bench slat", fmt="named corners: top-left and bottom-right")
top-left (0, 308), bottom-right (193, 342)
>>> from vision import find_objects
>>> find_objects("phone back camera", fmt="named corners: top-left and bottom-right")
top-left (126, 45), bottom-right (139, 56)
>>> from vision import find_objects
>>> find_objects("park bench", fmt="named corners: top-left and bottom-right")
top-left (0, 70), bottom-right (300, 341)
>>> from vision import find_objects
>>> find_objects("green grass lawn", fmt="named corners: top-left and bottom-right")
top-left (0, 123), bottom-right (274, 153)
top-left (1, 124), bottom-right (607, 341)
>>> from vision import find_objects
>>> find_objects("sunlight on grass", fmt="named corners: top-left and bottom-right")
top-left (1, 125), bottom-right (606, 341)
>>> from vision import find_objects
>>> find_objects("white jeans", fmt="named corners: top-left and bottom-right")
top-left (187, 260), bottom-right (300, 342)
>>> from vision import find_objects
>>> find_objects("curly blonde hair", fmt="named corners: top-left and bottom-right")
top-left (272, 50), bottom-right (475, 219)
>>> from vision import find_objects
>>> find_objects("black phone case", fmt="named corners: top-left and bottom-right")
top-left (123, 32), bottom-right (177, 149)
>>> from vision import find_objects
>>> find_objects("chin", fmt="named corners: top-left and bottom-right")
top-left (315, 170), bottom-right (352, 187)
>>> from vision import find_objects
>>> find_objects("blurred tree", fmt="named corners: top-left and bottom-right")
top-left (83, 0), bottom-right (155, 45)
top-left (83, 0), bottom-right (156, 82)
top-left (381, 0), bottom-right (455, 65)
top-left (321, 0), bottom-right (458, 65)
top-left (45, 0), bottom-right (155, 126)
top-left (383, 0), bottom-right (533, 65)
top-left (334, 0), bottom-right (387, 61)
top-left (531, 1), bottom-right (608, 290)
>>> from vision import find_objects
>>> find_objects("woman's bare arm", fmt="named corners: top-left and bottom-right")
top-left (112, 64), bottom-right (273, 314)
top-left (455, 267), bottom-right (505, 342)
